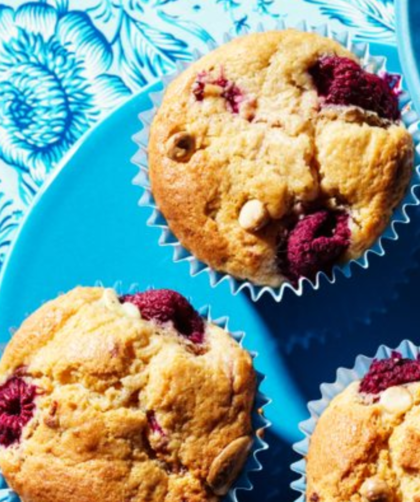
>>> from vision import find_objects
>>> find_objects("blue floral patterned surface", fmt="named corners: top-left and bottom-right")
top-left (0, 0), bottom-right (398, 268)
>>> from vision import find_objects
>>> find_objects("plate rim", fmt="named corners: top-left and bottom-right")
top-left (0, 81), bottom-right (159, 292)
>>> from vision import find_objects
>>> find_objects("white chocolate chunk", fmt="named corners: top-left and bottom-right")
top-left (102, 288), bottom-right (141, 319)
top-left (166, 132), bottom-right (195, 162)
top-left (346, 381), bottom-right (361, 395)
top-left (406, 381), bottom-right (420, 398)
top-left (379, 386), bottom-right (413, 415)
top-left (203, 83), bottom-right (224, 97)
top-left (239, 200), bottom-right (270, 232)
top-left (121, 302), bottom-right (141, 319)
top-left (102, 288), bottom-right (121, 312)
top-left (360, 477), bottom-right (390, 502)
top-left (207, 436), bottom-right (253, 495)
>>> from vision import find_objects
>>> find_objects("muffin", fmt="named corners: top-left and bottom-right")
top-left (0, 287), bottom-right (257, 502)
top-left (148, 30), bottom-right (414, 287)
top-left (306, 352), bottom-right (420, 502)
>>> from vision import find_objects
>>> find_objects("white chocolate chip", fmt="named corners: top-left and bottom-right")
top-left (407, 381), bottom-right (420, 398)
top-left (203, 83), bottom-right (224, 97)
top-left (360, 477), bottom-right (391, 502)
top-left (166, 132), bottom-right (195, 162)
top-left (121, 302), bottom-right (141, 319)
top-left (102, 289), bottom-right (141, 319)
top-left (239, 200), bottom-right (270, 232)
top-left (345, 381), bottom-right (363, 402)
top-left (102, 288), bottom-right (121, 312)
top-left (207, 436), bottom-right (253, 495)
top-left (379, 386), bottom-right (413, 415)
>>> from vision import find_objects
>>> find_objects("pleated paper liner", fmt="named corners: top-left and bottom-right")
top-left (290, 339), bottom-right (420, 501)
top-left (132, 20), bottom-right (420, 302)
top-left (0, 282), bottom-right (271, 502)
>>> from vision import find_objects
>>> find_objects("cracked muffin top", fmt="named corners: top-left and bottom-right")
top-left (307, 352), bottom-right (420, 502)
top-left (0, 287), bottom-right (256, 502)
top-left (148, 30), bottom-right (414, 287)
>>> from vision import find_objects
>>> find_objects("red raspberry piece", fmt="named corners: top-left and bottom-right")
top-left (147, 410), bottom-right (165, 437)
top-left (360, 352), bottom-right (420, 395)
top-left (120, 289), bottom-right (205, 344)
top-left (192, 71), bottom-right (207, 101)
top-left (309, 56), bottom-right (400, 121)
top-left (221, 81), bottom-right (243, 113)
top-left (192, 71), bottom-right (244, 113)
top-left (283, 210), bottom-right (350, 282)
top-left (0, 376), bottom-right (37, 447)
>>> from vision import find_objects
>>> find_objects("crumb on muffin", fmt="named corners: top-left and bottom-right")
top-left (0, 287), bottom-right (257, 502)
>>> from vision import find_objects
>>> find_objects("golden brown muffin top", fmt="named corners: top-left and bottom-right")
top-left (0, 287), bottom-right (256, 502)
top-left (148, 30), bottom-right (413, 287)
top-left (307, 354), bottom-right (420, 502)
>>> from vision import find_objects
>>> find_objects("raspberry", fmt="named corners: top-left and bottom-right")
top-left (360, 352), bottom-right (420, 395)
top-left (147, 410), bottom-right (165, 436)
top-left (309, 56), bottom-right (400, 121)
top-left (192, 72), bottom-right (207, 101)
top-left (192, 71), bottom-right (243, 113)
top-left (120, 289), bottom-right (205, 344)
top-left (0, 376), bottom-right (37, 447)
top-left (282, 210), bottom-right (350, 282)
top-left (222, 82), bottom-right (243, 113)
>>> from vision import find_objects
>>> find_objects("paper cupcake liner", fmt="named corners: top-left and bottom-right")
top-left (0, 283), bottom-right (270, 502)
top-left (131, 20), bottom-right (420, 302)
top-left (290, 339), bottom-right (420, 502)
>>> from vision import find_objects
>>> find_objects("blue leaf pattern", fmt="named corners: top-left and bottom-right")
top-left (234, 15), bottom-right (251, 35)
top-left (86, 0), bottom-right (118, 23)
top-left (302, 0), bottom-right (395, 42)
top-left (157, 10), bottom-right (215, 45)
top-left (56, 11), bottom-right (113, 74)
top-left (14, 3), bottom-right (58, 38)
top-left (154, 0), bottom-right (178, 5)
top-left (0, 0), bottom-right (399, 275)
top-left (0, 192), bottom-right (23, 268)
top-left (216, 0), bottom-right (241, 11)
top-left (116, 10), bottom-right (191, 89)
top-left (254, 0), bottom-right (280, 18)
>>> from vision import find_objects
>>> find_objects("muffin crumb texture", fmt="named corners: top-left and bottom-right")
top-left (0, 287), bottom-right (256, 502)
top-left (307, 354), bottom-right (420, 502)
top-left (149, 30), bottom-right (413, 287)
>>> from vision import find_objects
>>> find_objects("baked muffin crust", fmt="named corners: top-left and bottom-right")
top-left (0, 287), bottom-right (256, 502)
top-left (307, 355), bottom-right (420, 502)
top-left (148, 30), bottom-right (414, 286)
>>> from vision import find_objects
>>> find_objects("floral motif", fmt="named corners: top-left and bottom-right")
top-left (0, 0), bottom-right (399, 275)
top-left (0, 3), bottom-right (131, 183)
top-left (87, 0), bottom-right (208, 91)
top-left (115, 8), bottom-right (192, 89)
top-left (254, 0), bottom-right (280, 18)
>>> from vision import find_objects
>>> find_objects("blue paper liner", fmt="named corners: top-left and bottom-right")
top-left (131, 20), bottom-right (420, 302)
top-left (290, 339), bottom-right (420, 502)
top-left (0, 283), bottom-right (270, 502)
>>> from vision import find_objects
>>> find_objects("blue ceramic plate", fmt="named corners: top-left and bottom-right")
top-left (1, 42), bottom-right (420, 501)
top-left (396, 0), bottom-right (420, 115)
